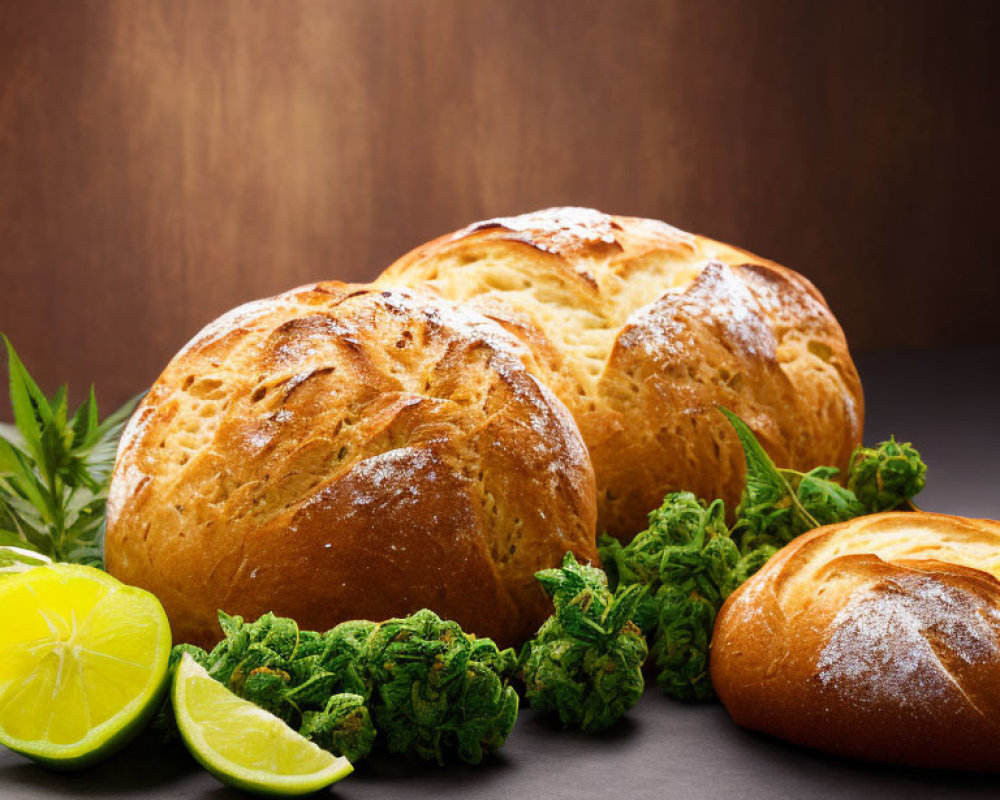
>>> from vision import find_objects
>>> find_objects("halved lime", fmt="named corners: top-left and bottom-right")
top-left (0, 563), bottom-right (172, 769)
top-left (173, 653), bottom-right (353, 795)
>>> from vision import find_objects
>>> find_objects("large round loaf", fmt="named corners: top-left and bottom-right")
top-left (377, 208), bottom-right (863, 540)
top-left (711, 512), bottom-right (1000, 771)
top-left (104, 283), bottom-right (598, 649)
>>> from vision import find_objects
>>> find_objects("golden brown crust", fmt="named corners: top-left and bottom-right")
top-left (377, 207), bottom-right (862, 539)
top-left (104, 283), bottom-right (597, 649)
top-left (711, 512), bottom-right (1000, 772)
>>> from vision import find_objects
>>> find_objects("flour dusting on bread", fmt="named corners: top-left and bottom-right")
top-left (105, 283), bottom-right (598, 649)
top-left (712, 512), bottom-right (1000, 771)
top-left (463, 207), bottom-right (624, 255)
top-left (817, 572), bottom-right (1000, 707)
top-left (379, 207), bottom-right (862, 538)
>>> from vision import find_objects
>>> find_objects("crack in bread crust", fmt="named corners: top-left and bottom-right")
top-left (377, 207), bottom-right (862, 538)
top-left (712, 512), bottom-right (1000, 772)
top-left (105, 283), bottom-right (597, 649)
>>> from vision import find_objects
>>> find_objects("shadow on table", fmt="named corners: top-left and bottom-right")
top-left (1, 728), bottom-right (362, 799)
top-left (0, 732), bottom-right (201, 797)
top-left (350, 748), bottom-right (513, 784)
top-left (729, 721), bottom-right (999, 792)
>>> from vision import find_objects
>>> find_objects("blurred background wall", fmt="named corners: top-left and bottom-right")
top-left (1, 0), bottom-right (998, 414)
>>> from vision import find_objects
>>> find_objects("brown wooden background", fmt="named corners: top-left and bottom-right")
top-left (1, 0), bottom-right (998, 417)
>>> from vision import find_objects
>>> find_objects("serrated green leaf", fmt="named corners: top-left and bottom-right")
top-left (63, 520), bottom-right (104, 551)
top-left (92, 391), bottom-right (142, 445)
top-left (0, 480), bottom-right (49, 527)
top-left (51, 385), bottom-right (68, 431)
top-left (62, 485), bottom-right (99, 528)
top-left (69, 386), bottom-right (99, 449)
top-left (0, 497), bottom-right (16, 530)
top-left (0, 437), bottom-right (22, 477)
top-left (0, 430), bottom-right (33, 464)
top-left (4, 336), bottom-right (46, 464)
top-left (0, 339), bottom-right (140, 566)
top-left (0, 462), bottom-right (52, 526)
top-left (717, 408), bottom-right (787, 496)
top-left (0, 495), bottom-right (51, 555)
top-left (0, 529), bottom-right (31, 548)
top-left (718, 407), bottom-right (819, 541)
top-left (60, 456), bottom-right (100, 494)
top-left (0, 421), bottom-right (26, 449)
top-left (83, 437), bottom-right (122, 477)
top-left (0, 542), bottom-right (52, 573)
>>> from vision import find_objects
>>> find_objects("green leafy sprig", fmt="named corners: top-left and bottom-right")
top-left (720, 408), bottom-right (865, 553)
top-left (519, 553), bottom-right (648, 731)
top-left (599, 408), bottom-right (927, 702)
top-left (0, 337), bottom-right (141, 567)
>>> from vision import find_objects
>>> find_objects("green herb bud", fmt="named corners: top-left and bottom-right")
top-left (795, 466), bottom-right (866, 527)
top-left (321, 620), bottom-right (377, 699)
top-left (642, 498), bottom-right (738, 701)
top-left (364, 609), bottom-right (518, 765)
top-left (600, 493), bottom-right (729, 634)
top-left (299, 693), bottom-right (377, 762)
top-left (650, 584), bottom-right (716, 701)
top-left (731, 544), bottom-right (778, 586)
top-left (520, 554), bottom-right (647, 732)
top-left (848, 437), bottom-right (927, 512)
top-left (170, 643), bottom-right (210, 670)
top-left (240, 666), bottom-right (295, 724)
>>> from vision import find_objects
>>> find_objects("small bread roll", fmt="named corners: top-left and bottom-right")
top-left (711, 512), bottom-right (1000, 771)
top-left (105, 283), bottom-right (598, 649)
top-left (377, 207), bottom-right (862, 540)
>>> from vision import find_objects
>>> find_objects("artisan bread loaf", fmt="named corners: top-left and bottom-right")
top-left (711, 512), bottom-right (1000, 771)
top-left (377, 208), bottom-right (863, 540)
top-left (104, 283), bottom-right (598, 649)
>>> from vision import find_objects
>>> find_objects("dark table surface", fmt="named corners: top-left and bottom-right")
top-left (3, 344), bottom-right (999, 800)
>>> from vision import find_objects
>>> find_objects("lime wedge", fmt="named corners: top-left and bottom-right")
top-left (0, 563), bottom-right (172, 769)
top-left (173, 654), bottom-right (353, 795)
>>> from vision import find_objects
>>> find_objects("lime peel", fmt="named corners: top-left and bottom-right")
top-left (0, 563), bottom-right (172, 769)
top-left (173, 653), bottom-right (353, 796)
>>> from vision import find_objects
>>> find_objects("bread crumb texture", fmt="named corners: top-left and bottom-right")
top-left (377, 207), bottom-right (863, 538)
top-left (105, 284), bottom-right (598, 649)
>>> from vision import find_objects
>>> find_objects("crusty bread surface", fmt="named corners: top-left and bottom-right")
top-left (711, 512), bottom-right (1000, 771)
top-left (377, 207), bottom-right (863, 540)
top-left (104, 283), bottom-right (598, 649)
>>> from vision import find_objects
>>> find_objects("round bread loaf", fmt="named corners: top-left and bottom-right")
top-left (711, 512), bottom-right (1000, 771)
top-left (104, 283), bottom-right (598, 649)
top-left (377, 207), bottom-right (863, 540)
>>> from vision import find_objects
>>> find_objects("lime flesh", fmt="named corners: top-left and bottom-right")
top-left (0, 563), bottom-right (172, 769)
top-left (173, 654), bottom-right (353, 795)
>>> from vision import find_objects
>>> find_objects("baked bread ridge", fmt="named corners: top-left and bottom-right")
top-left (105, 282), bottom-right (598, 649)
top-left (710, 511), bottom-right (1000, 772)
top-left (376, 207), bottom-right (863, 540)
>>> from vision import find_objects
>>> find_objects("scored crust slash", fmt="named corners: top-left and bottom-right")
top-left (712, 511), bottom-right (1000, 772)
top-left (103, 207), bottom-right (861, 651)
top-left (2, 207), bottom-right (995, 779)
top-left (377, 207), bottom-right (863, 539)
